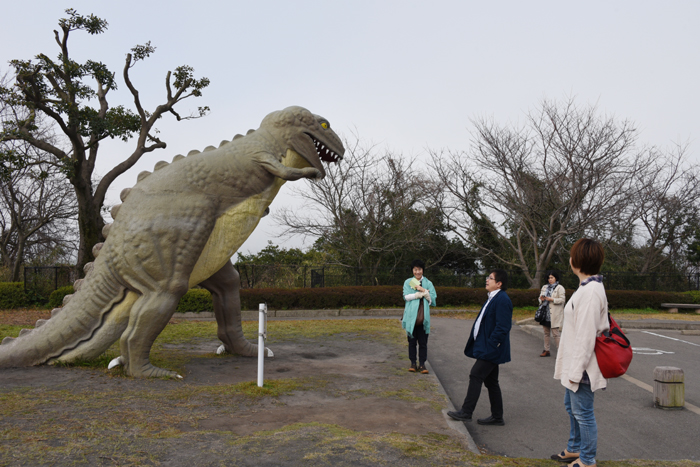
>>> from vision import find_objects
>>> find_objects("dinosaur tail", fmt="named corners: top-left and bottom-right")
top-left (0, 260), bottom-right (129, 368)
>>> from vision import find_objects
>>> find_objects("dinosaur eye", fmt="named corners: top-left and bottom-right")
top-left (321, 122), bottom-right (329, 129)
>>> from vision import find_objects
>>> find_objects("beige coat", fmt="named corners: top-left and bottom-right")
top-left (554, 281), bottom-right (610, 392)
top-left (538, 284), bottom-right (566, 328)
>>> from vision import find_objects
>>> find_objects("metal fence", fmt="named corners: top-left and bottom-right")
top-left (10, 263), bottom-right (700, 294)
top-left (233, 264), bottom-right (700, 292)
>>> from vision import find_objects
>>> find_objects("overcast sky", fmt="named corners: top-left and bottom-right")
top-left (2, 1), bottom-right (699, 259)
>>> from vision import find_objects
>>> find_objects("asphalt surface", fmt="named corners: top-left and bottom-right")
top-left (428, 317), bottom-right (700, 461)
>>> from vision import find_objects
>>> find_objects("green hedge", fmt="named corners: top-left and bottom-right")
top-left (235, 286), bottom-right (695, 311)
top-left (604, 290), bottom-right (692, 309)
top-left (176, 289), bottom-right (214, 313)
top-left (168, 286), bottom-right (700, 312)
top-left (48, 285), bottom-right (74, 308)
top-left (0, 282), bottom-right (26, 309)
top-left (683, 291), bottom-right (700, 304)
top-left (2, 282), bottom-right (698, 312)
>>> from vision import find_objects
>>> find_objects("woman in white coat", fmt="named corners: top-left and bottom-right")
top-left (552, 239), bottom-right (609, 467)
top-left (537, 270), bottom-right (566, 356)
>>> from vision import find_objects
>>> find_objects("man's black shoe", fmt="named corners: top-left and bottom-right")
top-left (447, 410), bottom-right (472, 421)
top-left (477, 416), bottom-right (505, 426)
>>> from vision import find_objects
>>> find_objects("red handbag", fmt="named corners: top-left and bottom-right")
top-left (595, 313), bottom-right (633, 378)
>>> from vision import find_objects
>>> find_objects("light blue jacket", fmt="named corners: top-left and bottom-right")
top-left (402, 276), bottom-right (437, 337)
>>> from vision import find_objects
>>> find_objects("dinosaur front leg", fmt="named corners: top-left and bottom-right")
top-left (119, 290), bottom-right (184, 378)
top-left (259, 158), bottom-right (322, 181)
top-left (199, 261), bottom-right (272, 357)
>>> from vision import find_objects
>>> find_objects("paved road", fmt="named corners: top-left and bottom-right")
top-left (428, 317), bottom-right (700, 461)
top-left (625, 329), bottom-right (700, 406)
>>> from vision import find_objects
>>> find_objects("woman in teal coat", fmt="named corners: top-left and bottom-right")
top-left (402, 259), bottom-right (437, 374)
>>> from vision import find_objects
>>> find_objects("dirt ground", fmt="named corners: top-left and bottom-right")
top-left (0, 317), bottom-right (480, 467)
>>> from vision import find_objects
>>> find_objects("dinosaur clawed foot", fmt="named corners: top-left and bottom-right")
top-left (108, 356), bottom-right (180, 378)
top-left (130, 362), bottom-right (182, 379)
top-left (216, 343), bottom-right (274, 357)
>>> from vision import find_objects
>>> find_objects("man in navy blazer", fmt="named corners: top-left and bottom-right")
top-left (448, 269), bottom-right (513, 426)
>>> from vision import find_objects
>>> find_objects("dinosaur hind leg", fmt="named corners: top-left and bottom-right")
top-left (199, 261), bottom-right (269, 357)
top-left (119, 290), bottom-right (184, 378)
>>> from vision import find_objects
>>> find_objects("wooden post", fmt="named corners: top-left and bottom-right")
top-left (654, 366), bottom-right (684, 409)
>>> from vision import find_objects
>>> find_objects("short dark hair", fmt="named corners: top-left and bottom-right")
top-left (490, 268), bottom-right (508, 291)
top-left (546, 270), bottom-right (561, 282)
top-left (570, 238), bottom-right (605, 275)
top-left (410, 259), bottom-right (426, 270)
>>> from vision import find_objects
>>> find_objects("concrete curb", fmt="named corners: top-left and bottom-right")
top-left (424, 360), bottom-right (480, 455)
top-left (517, 316), bottom-right (700, 331)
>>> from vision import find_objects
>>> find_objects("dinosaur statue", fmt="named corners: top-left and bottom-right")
top-left (0, 106), bottom-right (344, 378)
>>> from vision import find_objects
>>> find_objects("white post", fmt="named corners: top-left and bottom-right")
top-left (257, 303), bottom-right (267, 387)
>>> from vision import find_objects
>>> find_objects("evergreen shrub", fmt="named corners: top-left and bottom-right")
top-left (48, 285), bottom-right (74, 308)
top-left (604, 290), bottom-right (691, 309)
top-left (234, 286), bottom-right (695, 311)
top-left (683, 291), bottom-right (700, 304)
top-left (7, 283), bottom-right (690, 313)
top-left (176, 289), bottom-right (214, 313)
top-left (239, 286), bottom-right (401, 310)
top-left (0, 282), bottom-right (27, 309)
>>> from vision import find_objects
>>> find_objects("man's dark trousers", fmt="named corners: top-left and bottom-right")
top-left (408, 325), bottom-right (428, 365)
top-left (460, 359), bottom-right (503, 418)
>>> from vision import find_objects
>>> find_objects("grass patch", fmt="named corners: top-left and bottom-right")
top-left (53, 353), bottom-right (116, 369)
top-left (23, 319), bottom-right (405, 376)
top-left (0, 324), bottom-right (22, 340)
top-left (434, 308), bottom-right (536, 321)
top-left (199, 378), bottom-right (307, 399)
top-left (3, 316), bottom-right (699, 466)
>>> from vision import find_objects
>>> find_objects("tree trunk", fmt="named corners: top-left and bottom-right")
top-left (10, 235), bottom-right (25, 282)
top-left (530, 269), bottom-right (544, 290)
top-left (73, 183), bottom-right (105, 273)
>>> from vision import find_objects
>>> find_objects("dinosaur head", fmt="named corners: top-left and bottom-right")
top-left (260, 106), bottom-right (344, 178)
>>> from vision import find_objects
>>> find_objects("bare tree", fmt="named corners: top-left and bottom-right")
top-left (0, 9), bottom-right (209, 269)
top-left (432, 98), bottom-right (650, 288)
top-left (275, 135), bottom-right (447, 278)
top-left (632, 144), bottom-right (700, 273)
top-left (0, 139), bottom-right (78, 281)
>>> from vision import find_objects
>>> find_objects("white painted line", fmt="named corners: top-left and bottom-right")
top-left (621, 374), bottom-right (653, 392)
top-left (621, 374), bottom-right (700, 416)
top-left (631, 347), bottom-right (674, 355)
top-left (641, 331), bottom-right (700, 347)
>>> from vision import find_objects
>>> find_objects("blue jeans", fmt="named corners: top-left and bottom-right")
top-left (564, 384), bottom-right (597, 465)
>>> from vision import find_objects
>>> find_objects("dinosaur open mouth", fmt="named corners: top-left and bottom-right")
top-left (310, 135), bottom-right (342, 163)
